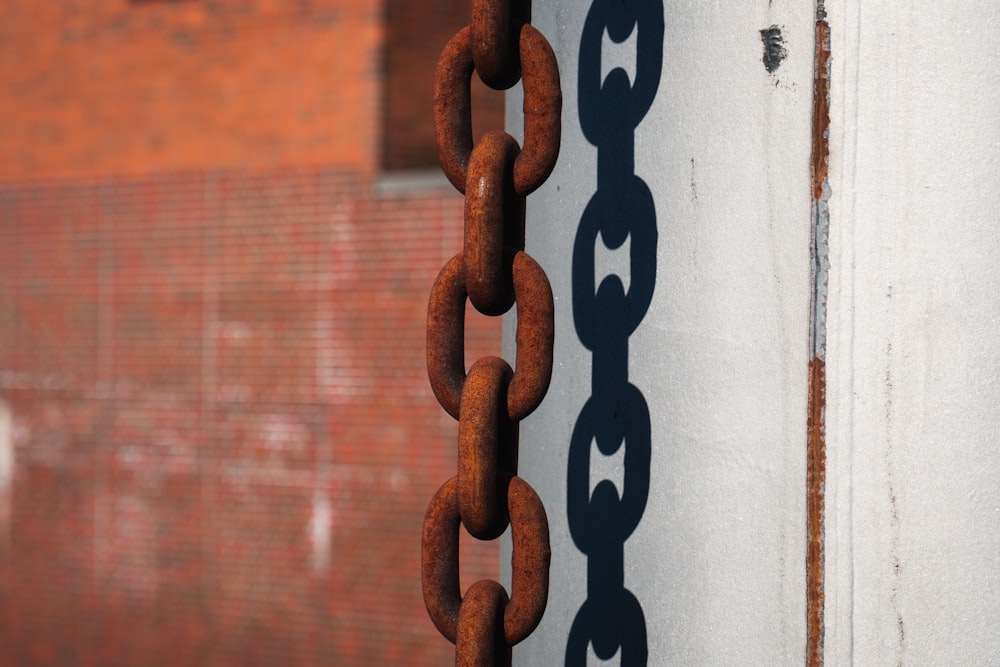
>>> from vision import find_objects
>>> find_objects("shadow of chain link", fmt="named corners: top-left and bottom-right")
top-left (567, 0), bottom-right (663, 664)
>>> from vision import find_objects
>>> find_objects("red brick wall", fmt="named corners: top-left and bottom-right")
top-left (0, 0), bottom-right (383, 179)
top-left (0, 168), bottom-right (501, 665)
top-left (0, 0), bottom-right (511, 664)
top-left (0, 0), bottom-right (506, 179)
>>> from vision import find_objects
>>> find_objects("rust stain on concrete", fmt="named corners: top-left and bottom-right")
top-left (808, 12), bottom-right (831, 667)
top-left (811, 19), bottom-right (831, 202)
top-left (807, 357), bottom-right (827, 667)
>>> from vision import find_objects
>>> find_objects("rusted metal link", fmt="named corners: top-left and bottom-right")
top-left (456, 580), bottom-right (512, 667)
top-left (422, 477), bottom-right (463, 643)
top-left (505, 252), bottom-right (553, 420)
top-left (422, 474), bottom-right (551, 646)
top-left (425, 253), bottom-right (471, 419)
top-left (502, 473), bottom-right (550, 644)
top-left (465, 131), bottom-right (524, 316)
top-left (435, 24), bottom-right (562, 196)
top-left (425, 253), bottom-right (468, 419)
top-left (513, 22), bottom-right (562, 195)
top-left (470, 0), bottom-right (517, 90)
top-left (458, 357), bottom-right (517, 540)
top-left (435, 27), bottom-right (475, 194)
top-left (426, 251), bottom-right (554, 421)
top-left (470, 0), bottom-right (532, 90)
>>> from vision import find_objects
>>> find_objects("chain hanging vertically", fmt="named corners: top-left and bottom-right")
top-left (422, 0), bottom-right (561, 664)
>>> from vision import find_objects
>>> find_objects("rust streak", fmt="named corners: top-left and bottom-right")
top-left (808, 14), bottom-right (831, 667)
top-left (811, 20), bottom-right (831, 202)
top-left (807, 357), bottom-right (827, 667)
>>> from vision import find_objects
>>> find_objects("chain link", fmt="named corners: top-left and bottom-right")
top-left (423, 0), bottom-right (561, 663)
top-left (434, 24), bottom-right (561, 197)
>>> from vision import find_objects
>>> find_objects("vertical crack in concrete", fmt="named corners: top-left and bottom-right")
top-left (807, 4), bottom-right (831, 667)
top-left (884, 341), bottom-right (906, 666)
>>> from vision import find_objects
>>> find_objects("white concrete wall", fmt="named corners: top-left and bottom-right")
top-left (505, 0), bottom-right (814, 663)
top-left (824, 2), bottom-right (1000, 664)
top-left (504, 0), bottom-right (1000, 664)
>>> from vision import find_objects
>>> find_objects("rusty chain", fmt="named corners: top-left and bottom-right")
top-left (422, 0), bottom-right (561, 664)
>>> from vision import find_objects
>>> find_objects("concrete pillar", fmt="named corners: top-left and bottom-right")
top-left (504, 0), bottom-right (1000, 663)
top-left (824, 2), bottom-right (1000, 664)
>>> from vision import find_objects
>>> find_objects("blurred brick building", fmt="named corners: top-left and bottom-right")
top-left (0, 1), bottom-right (503, 664)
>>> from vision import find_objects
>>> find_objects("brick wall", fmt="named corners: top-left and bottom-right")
top-left (0, 0), bottom-right (511, 663)
top-left (0, 0), bottom-right (504, 180)
top-left (0, 0), bottom-right (383, 179)
top-left (0, 167), bottom-right (501, 665)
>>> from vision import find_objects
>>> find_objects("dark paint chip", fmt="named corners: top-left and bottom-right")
top-left (760, 25), bottom-right (787, 73)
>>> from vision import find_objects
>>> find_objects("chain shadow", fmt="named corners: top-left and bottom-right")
top-left (566, 0), bottom-right (663, 664)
